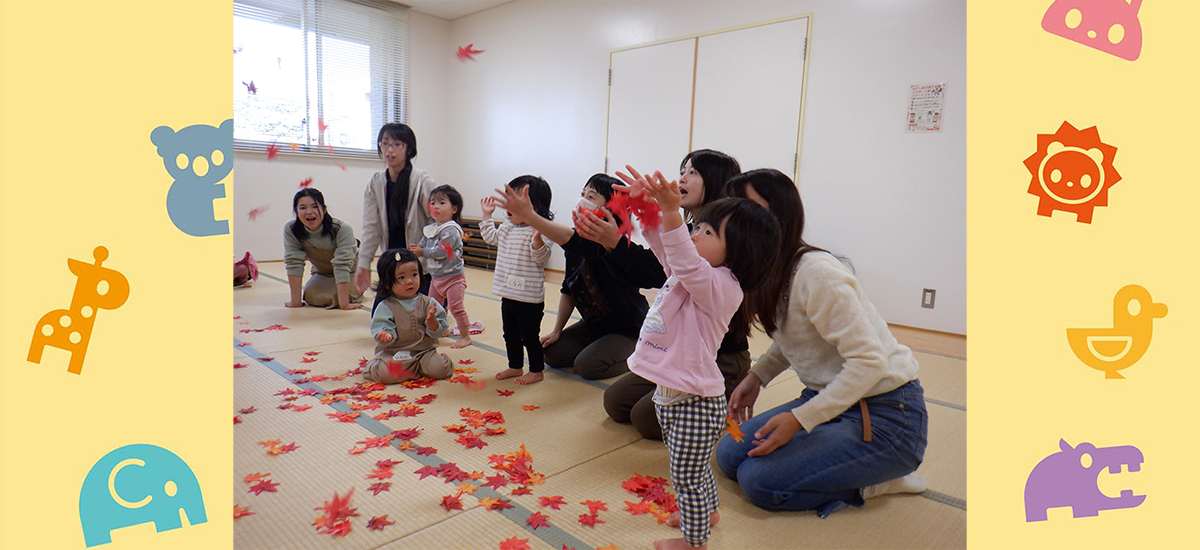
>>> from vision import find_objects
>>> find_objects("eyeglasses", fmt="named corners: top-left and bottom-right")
top-left (379, 141), bottom-right (406, 151)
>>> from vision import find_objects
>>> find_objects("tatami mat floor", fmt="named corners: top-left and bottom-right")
top-left (234, 263), bottom-right (966, 549)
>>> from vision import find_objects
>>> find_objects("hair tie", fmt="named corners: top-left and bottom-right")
top-left (395, 252), bottom-right (402, 261)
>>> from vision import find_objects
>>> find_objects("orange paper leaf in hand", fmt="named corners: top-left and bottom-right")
top-left (725, 415), bottom-right (746, 443)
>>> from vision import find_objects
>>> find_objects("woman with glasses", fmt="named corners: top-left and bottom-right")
top-left (355, 123), bottom-right (438, 311)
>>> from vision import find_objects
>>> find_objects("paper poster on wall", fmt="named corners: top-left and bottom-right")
top-left (907, 83), bottom-right (945, 132)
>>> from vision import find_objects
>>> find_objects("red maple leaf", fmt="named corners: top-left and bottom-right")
top-left (458, 358), bottom-right (475, 364)
top-left (292, 404), bottom-right (312, 412)
top-left (415, 445), bottom-right (438, 456)
top-left (399, 404), bottom-right (424, 417)
top-left (334, 161), bottom-right (348, 171)
top-left (510, 485), bottom-right (533, 496)
top-left (298, 177), bottom-right (314, 189)
top-left (318, 116), bottom-right (330, 133)
top-left (456, 43), bottom-right (486, 62)
top-left (238, 406), bottom-right (256, 414)
top-left (578, 513), bottom-right (605, 527)
top-left (242, 80), bottom-right (257, 94)
top-left (366, 468), bottom-right (394, 480)
top-left (391, 428), bottom-right (422, 440)
top-left (457, 433), bottom-right (487, 449)
top-left (304, 351), bottom-right (321, 356)
top-left (387, 360), bottom-right (415, 380)
top-left (313, 488), bottom-right (358, 527)
top-left (526, 511), bottom-right (551, 530)
top-left (581, 499), bottom-right (608, 514)
top-left (522, 405), bottom-right (540, 411)
top-left (233, 504), bottom-right (254, 518)
top-left (484, 427), bottom-right (507, 436)
top-left (237, 341), bottom-right (252, 346)
top-left (497, 389), bottom-right (514, 397)
top-left (414, 465), bottom-right (440, 480)
top-left (367, 482), bottom-right (392, 495)
top-left (277, 403), bottom-right (294, 410)
top-left (266, 143), bottom-right (279, 160)
top-left (374, 410), bottom-right (402, 421)
top-left (234, 416), bottom-right (242, 424)
top-left (376, 458), bottom-right (401, 469)
top-left (317, 519), bottom-right (352, 537)
top-left (248, 479), bottom-right (279, 495)
top-left (415, 394), bottom-right (438, 405)
top-left (243, 472), bottom-right (270, 483)
top-left (367, 514), bottom-right (394, 530)
top-left (499, 536), bottom-right (530, 550)
top-left (300, 356), bottom-right (317, 363)
top-left (483, 474), bottom-right (509, 490)
top-left (234, 362), bottom-right (248, 369)
top-left (444, 424), bottom-right (468, 433)
top-left (441, 493), bottom-right (464, 511)
top-left (624, 500), bottom-right (652, 515)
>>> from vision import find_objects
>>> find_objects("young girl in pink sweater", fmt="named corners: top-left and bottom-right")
top-left (617, 166), bottom-right (780, 550)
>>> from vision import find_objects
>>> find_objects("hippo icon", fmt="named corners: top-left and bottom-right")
top-left (79, 444), bottom-right (207, 546)
top-left (1024, 439), bottom-right (1145, 522)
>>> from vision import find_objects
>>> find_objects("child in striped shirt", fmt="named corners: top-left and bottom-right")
top-left (480, 175), bottom-right (553, 385)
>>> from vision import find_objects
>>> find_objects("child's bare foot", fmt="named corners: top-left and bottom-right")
top-left (654, 538), bottom-right (705, 550)
top-left (451, 335), bottom-right (473, 349)
top-left (514, 371), bottom-right (544, 385)
top-left (666, 511), bottom-right (719, 528)
top-left (496, 368), bottom-right (524, 380)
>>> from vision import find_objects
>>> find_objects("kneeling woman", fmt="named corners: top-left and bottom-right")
top-left (716, 169), bottom-right (929, 517)
top-left (283, 188), bottom-right (364, 309)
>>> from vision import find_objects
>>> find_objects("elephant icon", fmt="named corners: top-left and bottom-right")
top-left (79, 444), bottom-right (207, 547)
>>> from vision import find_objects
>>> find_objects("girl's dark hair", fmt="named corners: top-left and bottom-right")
top-left (373, 247), bottom-right (422, 302)
top-left (695, 198), bottom-right (781, 340)
top-left (682, 149), bottom-right (741, 208)
top-left (291, 188), bottom-right (337, 242)
top-left (376, 123), bottom-right (418, 161)
top-left (429, 184), bottom-right (463, 224)
top-left (584, 173), bottom-right (620, 202)
top-left (724, 169), bottom-right (826, 335)
top-left (508, 175), bottom-right (554, 221)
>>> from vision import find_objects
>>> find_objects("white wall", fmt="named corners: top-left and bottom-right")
top-left (446, 0), bottom-right (966, 333)
top-left (234, 0), bottom-right (966, 335)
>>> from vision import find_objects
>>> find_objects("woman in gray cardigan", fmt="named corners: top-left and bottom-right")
top-left (355, 123), bottom-right (438, 310)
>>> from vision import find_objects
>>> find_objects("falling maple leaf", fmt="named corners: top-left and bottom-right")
top-left (526, 511), bottom-right (551, 530)
top-left (288, 142), bottom-right (300, 152)
top-left (317, 519), bottom-right (352, 537)
top-left (234, 416), bottom-right (242, 424)
top-left (578, 513), bottom-right (605, 527)
top-left (581, 499), bottom-right (608, 514)
top-left (318, 116), bottom-right (329, 133)
top-left (312, 488), bottom-right (358, 533)
top-left (248, 479), bottom-right (279, 495)
top-left (367, 482), bottom-right (392, 496)
top-left (242, 80), bottom-right (257, 94)
top-left (387, 360), bottom-right (415, 380)
top-left (243, 472), bottom-right (271, 483)
top-left (522, 405), bottom-right (540, 411)
top-left (497, 389), bottom-right (514, 397)
top-left (334, 160), bottom-right (348, 171)
top-left (440, 493), bottom-right (464, 511)
top-left (725, 415), bottom-right (746, 443)
top-left (234, 504), bottom-right (254, 518)
top-left (456, 43), bottom-right (485, 62)
top-left (265, 143), bottom-right (280, 160)
top-left (499, 536), bottom-right (530, 550)
top-left (247, 204), bottom-right (270, 220)
top-left (366, 514), bottom-right (394, 530)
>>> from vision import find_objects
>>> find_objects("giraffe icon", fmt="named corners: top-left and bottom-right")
top-left (28, 246), bottom-right (130, 375)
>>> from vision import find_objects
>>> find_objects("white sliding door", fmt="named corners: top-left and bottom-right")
top-left (605, 38), bottom-right (695, 177)
top-left (692, 18), bottom-right (807, 175)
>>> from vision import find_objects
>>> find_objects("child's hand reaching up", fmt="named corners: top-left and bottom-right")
top-left (480, 196), bottom-right (498, 218)
top-left (616, 165), bottom-right (682, 231)
top-left (426, 305), bottom-right (439, 332)
top-left (376, 331), bottom-right (394, 344)
top-left (408, 244), bottom-right (424, 257)
top-left (530, 228), bottom-right (544, 248)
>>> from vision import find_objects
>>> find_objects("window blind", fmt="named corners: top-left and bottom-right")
top-left (234, 0), bottom-right (409, 158)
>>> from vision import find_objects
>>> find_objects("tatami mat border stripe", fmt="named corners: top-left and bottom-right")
top-left (235, 338), bottom-right (598, 550)
top-left (920, 489), bottom-right (967, 511)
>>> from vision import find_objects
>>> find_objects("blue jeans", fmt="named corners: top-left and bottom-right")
top-left (715, 379), bottom-right (928, 514)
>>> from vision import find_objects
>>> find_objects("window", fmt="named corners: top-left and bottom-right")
top-left (234, 0), bottom-right (409, 158)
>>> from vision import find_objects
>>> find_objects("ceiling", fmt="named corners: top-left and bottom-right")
top-left (398, 0), bottom-right (514, 21)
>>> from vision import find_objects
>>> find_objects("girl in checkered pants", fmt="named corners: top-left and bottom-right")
top-left (616, 166), bottom-right (779, 549)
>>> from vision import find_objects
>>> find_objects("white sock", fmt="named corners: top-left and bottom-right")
top-left (861, 473), bottom-right (927, 500)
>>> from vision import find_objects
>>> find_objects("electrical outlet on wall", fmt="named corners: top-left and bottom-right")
top-left (922, 289), bottom-right (936, 309)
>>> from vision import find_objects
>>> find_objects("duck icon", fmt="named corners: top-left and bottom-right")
top-left (1067, 285), bottom-right (1166, 379)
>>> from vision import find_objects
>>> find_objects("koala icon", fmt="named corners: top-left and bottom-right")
top-left (150, 119), bottom-right (233, 237)
top-left (79, 444), bottom-right (207, 546)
